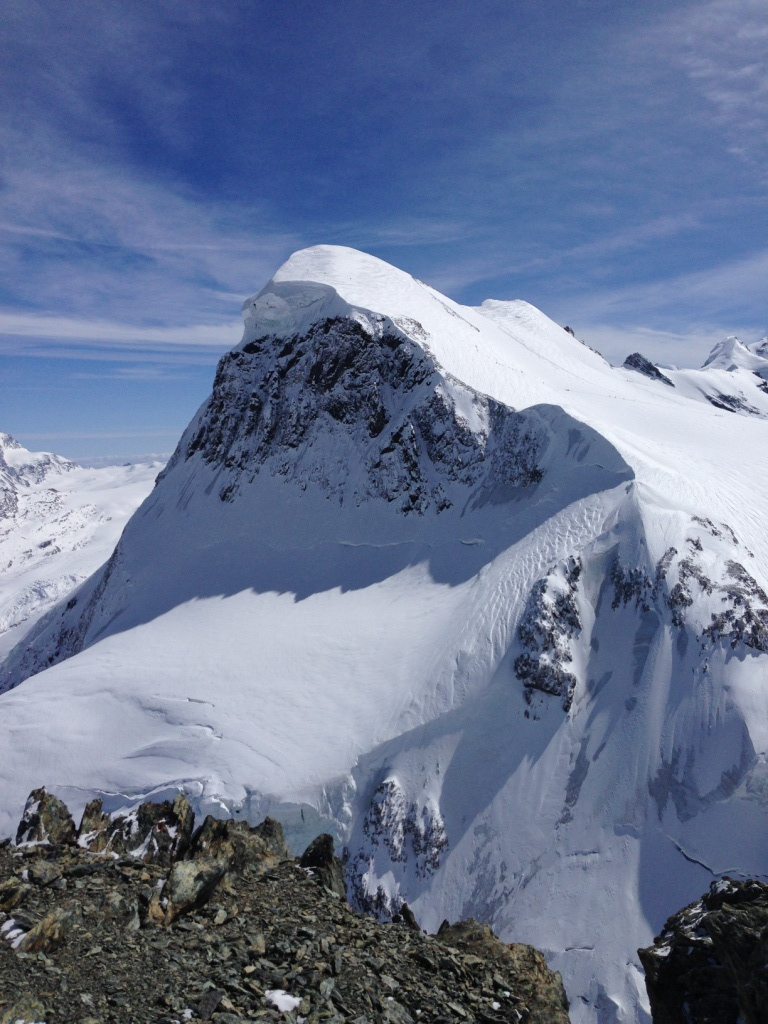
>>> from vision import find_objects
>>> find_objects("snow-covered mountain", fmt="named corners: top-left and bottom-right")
top-left (1, 246), bottom-right (767, 1024)
top-left (0, 433), bottom-right (161, 664)
top-left (624, 335), bottom-right (768, 416)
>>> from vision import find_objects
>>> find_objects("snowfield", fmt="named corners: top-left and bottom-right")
top-left (1, 246), bottom-right (767, 1024)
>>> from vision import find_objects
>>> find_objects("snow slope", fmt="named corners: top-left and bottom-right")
top-left (1, 247), bottom-right (767, 1024)
top-left (0, 433), bottom-right (161, 663)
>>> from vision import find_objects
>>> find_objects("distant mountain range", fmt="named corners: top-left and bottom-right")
top-left (1, 246), bottom-right (767, 1024)
top-left (0, 432), bottom-right (159, 665)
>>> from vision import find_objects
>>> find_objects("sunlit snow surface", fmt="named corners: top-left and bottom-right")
top-left (0, 434), bottom-right (160, 663)
top-left (1, 247), bottom-right (768, 1024)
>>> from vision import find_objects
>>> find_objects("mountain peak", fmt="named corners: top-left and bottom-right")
top-left (241, 245), bottom-right (456, 353)
top-left (702, 334), bottom-right (765, 372)
top-left (0, 433), bottom-right (76, 487)
top-left (0, 431), bottom-right (23, 452)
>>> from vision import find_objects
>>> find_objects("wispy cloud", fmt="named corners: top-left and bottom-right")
top-left (0, 154), bottom-right (299, 302)
top-left (18, 429), bottom-right (177, 442)
top-left (0, 148), bottom-right (304, 365)
top-left (568, 249), bottom-right (768, 321)
top-left (658, 0), bottom-right (768, 164)
top-left (0, 311), bottom-right (239, 350)
top-left (71, 366), bottom-right (196, 382)
top-left (1, 0), bottom-right (766, 411)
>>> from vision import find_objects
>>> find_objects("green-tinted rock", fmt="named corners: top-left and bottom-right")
top-left (0, 875), bottom-right (27, 911)
top-left (164, 858), bottom-right (228, 923)
top-left (0, 995), bottom-right (47, 1024)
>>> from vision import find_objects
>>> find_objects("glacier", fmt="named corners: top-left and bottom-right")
top-left (1, 246), bottom-right (767, 1023)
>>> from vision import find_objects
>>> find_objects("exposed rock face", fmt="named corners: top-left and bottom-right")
top-left (706, 391), bottom-right (760, 415)
top-left (78, 793), bottom-right (195, 865)
top-left (0, 308), bottom-right (633, 697)
top-left (348, 778), bottom-right (448, 917)
top-left (623, 352), bottom-right (675, 388)
top-left (514, 556), bottom-right (583, 713)
top-left (609, 516), bottom-right (768, 654)
top-left (0, 432), bottom-right (75, 498)
top-left (0, 788), bottom-right (571, 1023)
top-left (186, 814), bottom-right (288, 876)
top-left (16, 787), bottom-right (76, 847)
top-left (177, 316), bottom-right (546, 514)
top-left (639, 877), bottom-right (768, 1024)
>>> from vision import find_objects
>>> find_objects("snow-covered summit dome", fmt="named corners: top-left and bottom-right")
top-left (702, 335), bottom-right (767, 372)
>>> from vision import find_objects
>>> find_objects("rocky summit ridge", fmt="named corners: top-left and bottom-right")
top-left (0, 787), bottom-right (570, 1024)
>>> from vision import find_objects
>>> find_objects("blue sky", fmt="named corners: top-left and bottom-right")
top-left (1, 0), bottom-right (766, 460)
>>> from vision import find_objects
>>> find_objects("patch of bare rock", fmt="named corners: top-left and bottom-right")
top-left (0, 788), bottom-right (570, 1024)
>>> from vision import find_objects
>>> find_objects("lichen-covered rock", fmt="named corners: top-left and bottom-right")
top-left (15, 787), bottom-right (76, 847)
top-left (0, 994), bottom-right (46, 1024)
top-left (17, 904), bottom-right (78, 953)
top-left (162, 858), bottom-right (228, 924)
top-left (639, 877), bottom-right (768, 1024)
top-left (436, 919), bottom-right (571, 1024)
top-left (27, 859), bottom-right (62, 887)
top-left (0, 876), bottom-right (26, 912)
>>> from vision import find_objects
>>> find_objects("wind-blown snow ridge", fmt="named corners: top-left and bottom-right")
top-left (1, 246), bottom-right (767, 1024)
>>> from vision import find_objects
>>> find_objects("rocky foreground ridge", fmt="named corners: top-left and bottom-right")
top-left (0, 789), bottom-right (570, 1024)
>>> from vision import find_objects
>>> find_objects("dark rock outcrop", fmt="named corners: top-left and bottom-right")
top-left (514, 556), bottom-right (582, 713)
top-left (179, 316), bottom-right (547, 515)
top-left (622, 352), bottom-right (675, 387)
top-left (1, 788), bottom-right (571, 1023)
top-left (639, 877), bottom-right (768, 1024)
top-left (706, 391), bottom-right (760, 415)
top-left (347, 778), bottom-right (448, 917)
top-left (298, 832), bottom-right (346, 898)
